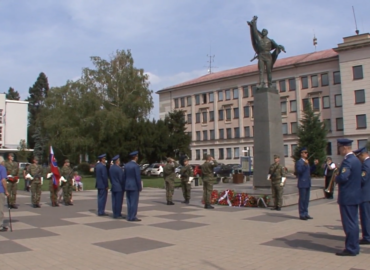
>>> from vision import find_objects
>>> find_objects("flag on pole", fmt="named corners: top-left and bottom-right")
top-left (50, 146), bottom-right (60, 189)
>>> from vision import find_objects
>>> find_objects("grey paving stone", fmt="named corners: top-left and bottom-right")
top-left (14, 216), bottom-right (78, 228)
top-left (156, 213), bottom-right (203, 220)
top-left (244, 213), bottom-right (298, 223)
top-left (85, 220), bottom-right (141, 230)
top-left (211, 206), bottom-right (248, 212)
top-left (94, 237), bottom-right (173, 254)
top-left (1, 228), bottom-right (59, 240)
top-left (0, 240), bottom-right (32, 254)
top-left (149, 220), bottom-right (208, 231)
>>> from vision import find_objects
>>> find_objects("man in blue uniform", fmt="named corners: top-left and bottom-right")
top-left (295, 147), bottom-right (312, 220)
top-left (335, 139), bottom-right (362, 256)
top-left (95, 154), bottom-right (109, 216)
top-left (109, 155), bottom-right (124, 219)
top-left (123, 151), bottom-right (142, 222)
top-left (353, 147), bottom-right (370, 245)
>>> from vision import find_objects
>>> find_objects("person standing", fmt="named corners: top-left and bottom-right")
top-left (95, 154), bottom-right (109, 216)
top-left (295, 147), bottom-right (312, 220)
top-left (353, 147), bottom-right (370, 246)
top-left (5, 153), bottom-right (19, 209)
top-left (335, 139), bottom-right (362, 256)
top-left (60, 159), bottom-right (73, 206)
top-left (179, 158), bottom-right (193, 204)
top-left (123, 151), bottom-right (142, 222)
top-left (23, 164), bottom-right (30, 192)
top-left (268, 155), bottom-right (285, 211)
top-left (201, 155), bottom-right (218, 209)
top-left (109, 155), bottom-right (124, 219)
top-left (47, 166), bottom-right (60, 207)
top-left (26, 157), bottom-right (43, 208)
top-left (163, 158), bottom-right (178, 205)
top-left (0, 156), bottom-right (9, 232)
top-left (324, 157), bottom-right (336, 199)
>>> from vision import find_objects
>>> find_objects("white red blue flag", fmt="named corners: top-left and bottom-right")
top-left (50, 146), bottom-right (60, 189)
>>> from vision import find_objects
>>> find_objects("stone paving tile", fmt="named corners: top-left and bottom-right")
top-left (0, 240), bottom-right (32, 254)
top-left (156, 213), bottom-right (204, 220)
top-left (149, 220), bottom-right (208, 230)
top-left (243, 212), bottom-right (298, 223)
top-left (1, 228), bottom-right (59, 240)
top-left (84, 220), bottom-right (142, 230)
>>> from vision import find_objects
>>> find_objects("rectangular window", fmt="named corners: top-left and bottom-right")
top-left (281, 101), bottom-right (287, 115)
top-left (336, 118), bottom-right (343, 131)
top-left (302, 98), bottom-right (309, 110)
top-left (290, 100), bottom-right (297, 112)
top-left (187, 114), bottom-right (192, 124)
top-left (243, 86), bottom-right (249, 97)
top-left (202, 111), bottom-right (207, 123)
top-left (326, 142), bottom-right (332, 155)
top-left (358, 139), bottom-right (367, 149)
top-left (225, 89), bottom-right (231, 100)
top-left (226, 148), bottom-right (232, 159)
top-left (210, 130), bottom-right (215, 140)
top-left (203, 130), bottom-right (208, 141)
top-left (226, 128), bottom-right (232, 139)
top-left (279, 80), bottom-right (286, 92)
top-left (291, 144), bottom-right (297, 156)
top-left (289, 78), bottom-right (296, 91)
top-left (196, 131), bottom-right (201, 141)
top-left (291, 122), bottom-right (298, 134)
top-left (196, 113), bottom-right (200, 123)
top-left (322, 96), bottom-right (330, 109)
top-left (312, 97), bottom-right (320, 111)
top-left (234, 127), bottom-right (240, 138)
top-left (333, 71), bottom-right (341, 84)
top-left (219, 129), bottom-right (224, 139)
top-left (219, 110), bottom-right (224, 121)
top-left (272, 81), bottom-right (277, 89)
top-left (301, 76), bottom-right (308, 89)
top-left (356, 114), bottom-right (367, 129)
top-left (233, 108), bottom-right (239, 119)
top-left (335, 94), bottom-right (342, 107)
top-left (210, 149), bottom-right (215, 158)
top-left (324, 119), bottom-right (331, 132)
top-left (219, 148), bottom-right (224, 159)
top-left (355, 90), bottom-right (365, 104)
top-left (244, 126), bottom-right (250, 137)
top-left (234, 148), bottom-right (240, 159)
top-left (251, 85), bottom-right (257, 96)
top-left (174, 98), bottom-right (179, 108)
top-left (187, 96), bottom-right (192, 106)
top-left (209, 92), bottom-right (214, 103)
top-left (311, 75), bottom-right (318, 88)
top-left (321, 73), bottom-right (329, 86)
top-left (218, 91), bottom-right (223, 101)
top-left (233, 88), bottom-right (239, 99)
top-left (282, 123), bottom-right (288, 135)
top-left (209, 111), bottom-right (214, 122)
top-left (196, 150), bottom-right (200, 160)
top-left (195, 95), bottom-right (200, 105)
top-left (353, 65), bottom-right (363, 80)
top-left (284, 145), bottom-right (288, 157)
top-left (180, 97), bottom-right (185, 107)
top-left (202, 149), bottom-right (207, 160)
top-left (202, 94), bottom-right (207, 104)
top-left (226, 108), bottom-right (231, 121)
top-left (244, 106), bottom-right (250, 117)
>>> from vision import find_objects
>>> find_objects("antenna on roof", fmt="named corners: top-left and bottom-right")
top-left (352, 6), bottom-right (360, 35)
top-left (313, 30), bottom-right (317, 52)
top-left (205, 43), bottom-right (217, 74)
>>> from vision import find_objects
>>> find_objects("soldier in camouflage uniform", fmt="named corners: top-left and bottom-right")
top-left (27, 157), bottom-right (43, 208)
top-left (201, 155), bottom-right (218, 209)
top-left (5, 153), bottom-right (19, 209)
top-left (163, 158), bottom-right (178, 205)
top-left (268, 155), bottom-right (286, 211)
top-left (47, 166), bottom-right (60, 207)
top-left (60, 159), bottom-right (74, 206)
top-left (179, 158), bottom-right (193, 204)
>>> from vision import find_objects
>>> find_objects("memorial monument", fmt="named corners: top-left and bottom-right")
top-left (247, 16), bottom-right (286, 188)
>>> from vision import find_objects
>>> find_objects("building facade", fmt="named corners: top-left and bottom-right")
top-left (157, 33), bottom-right (370, 170)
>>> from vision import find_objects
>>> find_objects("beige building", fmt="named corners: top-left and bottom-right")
top-left (157, 33), bottom-right (370, 170)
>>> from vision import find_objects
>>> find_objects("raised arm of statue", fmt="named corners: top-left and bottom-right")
top-left (248, 16), bottom-right (262, 54)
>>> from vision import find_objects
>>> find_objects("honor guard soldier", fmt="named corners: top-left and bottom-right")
top-left (5, 153), bottom-right (19, 209)
top-left (201, 155), bottom-right (218, 209)
top-left (179, 158), bottom-right (193, 204)
top-left (268, 155), bottom-right (285, 211)
top-left (163, 158), bottom-right (178, 205)
top-left (26, 157), bottom-right (43, 208)
top-left (109, 155), bottom-right (124, 219)
top-left (123, 151), bottom-right (142, 222)
top-left (60, 159), bottom-right (73, 206)
top-left (295, 147), bottom-right (312, 220)
top-left (353, 147), bottom-right (370, 245)
top-left (47, 166), bottom-right (60, 207)
top-left (335, 139), bottom-right (362, 256)
top-left (95, 154), bottom-right (109, 216)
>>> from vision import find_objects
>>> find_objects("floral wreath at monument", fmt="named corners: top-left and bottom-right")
top-left (202, 190), bottom-right (270, 208)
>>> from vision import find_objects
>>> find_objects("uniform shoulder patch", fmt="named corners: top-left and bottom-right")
top-left (362, 171), bottom-right (366, 177)
top-left (341, 168), bottom-right (347, 173)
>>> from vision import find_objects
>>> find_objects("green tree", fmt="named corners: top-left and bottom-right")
top-left (293, 103), bottom-right (328, 176)
top-left (4, 87), bottom-right (20, 100)
top-left (16, 139), bottom-right (29, 162)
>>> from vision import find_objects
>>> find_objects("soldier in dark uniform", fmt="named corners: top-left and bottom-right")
top-left (5, 153), bottom-right (19, 209)
top-left (335, 139), bottom-right (362, 256)
top-left (163, 158), bottom-right (178, 205)
top-left (95, 154), bottom-right (109, 216)
top-left (268, 155), bottom-right (285, 211)
top-left (26, 157), bottom-right (43, 208)
top-left (353, 147), bottom-right (370, 245)
top-left (201, 155), bottom-right (218, 209)
top-left (179, 158), bottom-right (193, 204)
top-left (60, 159), bottom-right (73, 206)
top-left (295, 147), bottom-right (312, 220)
top-left (109, 155), bottom-right (124, 219)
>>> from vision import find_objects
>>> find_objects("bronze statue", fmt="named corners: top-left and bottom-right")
top-left (247, 16), bottom-right (286, 88)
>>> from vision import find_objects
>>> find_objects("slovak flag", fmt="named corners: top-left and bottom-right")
top-left (50, 146), bottom-right (61, 189)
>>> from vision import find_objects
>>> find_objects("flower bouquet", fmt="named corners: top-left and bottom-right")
top-left (232, 193), bottom-right (248, 207)
top-left (218, 189), bottom-right (234, 206)
top-left (245, 196), bottom-right (257, 207)
top-left (210, 190), bottom-right (220, 205)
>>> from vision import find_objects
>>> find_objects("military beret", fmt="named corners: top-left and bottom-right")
top-left (337, 138), bottom-right (353, 146)
top-left (8, 153), bottom-right (14, 157)
top-left (98, 154), bottom-right (106, 159)
top-left (353, 147), bottom-right (368, 155)
top-left (112, 155), bottom-right (120, 161)
top-left (33, 156), bottom-right (39, 161)
top-left (129, 151), bottom-right (138, 157)
top-left (64, 159), bottom-right (70, 163)
top-left (274, 155), bottom-right (280, 159)
top-left (300, 147), bottom-right (307, 152)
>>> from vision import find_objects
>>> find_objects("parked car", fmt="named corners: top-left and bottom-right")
top-left (18, 162), bottom-right (28, 170)
top-left (140, 164), bottom-right (149, 172)
top-left (191, 165), bottom-right (202, 178)
top-left (142, 163), bottom-right (156, 176)
top-left (213, 163), bottom-right (225, 176)
top-left (215, 164), bottom-right (240, 177)
top-left (175, 165), bottom-right (183, 178)
top-left (150, 164), bottom-right (165, 177)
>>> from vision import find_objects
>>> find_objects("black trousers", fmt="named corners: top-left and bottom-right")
top-left (324, 175), bottom-right (334, 199)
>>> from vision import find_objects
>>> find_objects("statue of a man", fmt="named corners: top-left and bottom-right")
top-left (247, 16), bottom-right (286, 88)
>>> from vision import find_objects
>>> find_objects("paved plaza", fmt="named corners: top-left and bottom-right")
top-left (1, 187), bottom-right (370, 270)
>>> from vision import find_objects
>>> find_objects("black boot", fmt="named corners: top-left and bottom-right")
top-left (167, 201), bottom-right (174, 205)
top-left (204, 204), bottom-right (214, 209)
top-left (185, 200), bottom-right (190, 204)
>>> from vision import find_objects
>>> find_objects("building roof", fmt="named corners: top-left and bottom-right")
top-left (158, 49), bottom-right (338, 93)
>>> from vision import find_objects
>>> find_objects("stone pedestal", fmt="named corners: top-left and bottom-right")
top-left (253, 87), bottom-right (285, 188)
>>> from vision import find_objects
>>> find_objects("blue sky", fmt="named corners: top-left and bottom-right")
top-left (1, 0), bottom-right (369, 119)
